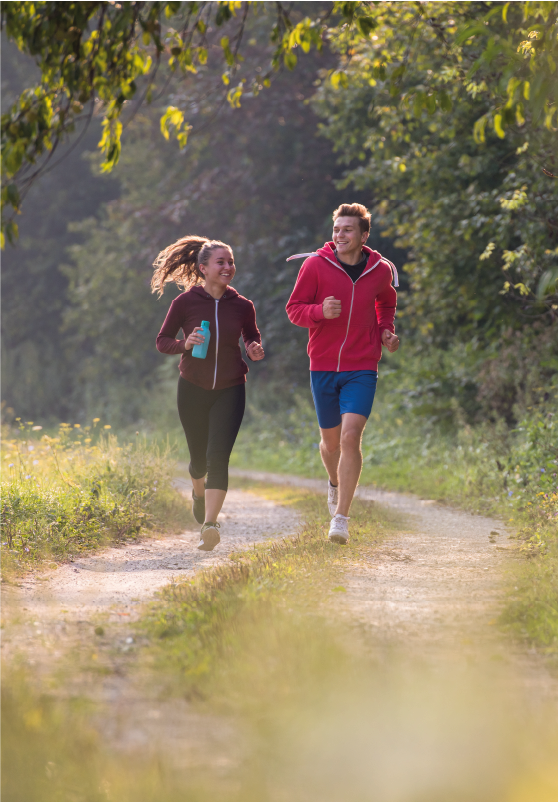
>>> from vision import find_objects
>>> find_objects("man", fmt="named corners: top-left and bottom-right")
top-left (286, 203), bottom-right (399, 544)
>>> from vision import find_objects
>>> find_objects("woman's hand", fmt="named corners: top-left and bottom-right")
top-left (247, 341), bottom-right (265, 361)
top-left (185, 326), bottom-right (206, 351)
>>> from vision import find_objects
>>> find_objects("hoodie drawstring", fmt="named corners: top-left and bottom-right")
top-left (287, 251), bottom-right (398, 287)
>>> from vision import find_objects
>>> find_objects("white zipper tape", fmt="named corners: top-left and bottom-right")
top-left (287, 250), bottom-right (397, 371)
top-left (212, 299), bottom-right (219, 389)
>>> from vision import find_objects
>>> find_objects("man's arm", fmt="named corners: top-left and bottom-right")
top-left (286, 261), bottom-right (325, 328)
top-left (375, 278), bottom-right (399, 352)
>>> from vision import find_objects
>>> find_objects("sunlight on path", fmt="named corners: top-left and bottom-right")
top-left (231, 469), bottom-right (558, 710)
top-left (3, 482), bottom-right (300, 625)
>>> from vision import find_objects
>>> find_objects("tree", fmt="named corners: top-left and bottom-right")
top-left (315, 1), bottom-right (558, 319)
top-left (314, 1), bottom-right (558, 424)
top-left (3, 1), bottom-right (557, 242)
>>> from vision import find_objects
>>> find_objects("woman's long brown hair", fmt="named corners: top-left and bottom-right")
top-left (151, 235), bottom-right (231, 297)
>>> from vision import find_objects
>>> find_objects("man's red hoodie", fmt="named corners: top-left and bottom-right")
top-left (285, 242), bottom-right (397, 373)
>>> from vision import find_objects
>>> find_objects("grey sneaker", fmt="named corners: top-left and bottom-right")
top-left (327, 481), bottom-right (338, 517)
top-left (328, 514), bottom-right (349, 545)
top-left (198, 522), bottom-right (221, 551)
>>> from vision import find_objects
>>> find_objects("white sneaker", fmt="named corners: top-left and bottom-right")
top-left (327, 481), bottom-right (339, 517)
top-left (328, 514), bottom-right (349, 545)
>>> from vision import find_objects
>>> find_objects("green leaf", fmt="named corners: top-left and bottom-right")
top-left (215, 4), bottom-right (233, 26)
top-left (425, 93), bottom-right (436, 114)
top-left (6, 183), bottom-right (20, 209)
top-left (356, 16), bottom-right (377, 37)
top-left (160, 105), bottom-right (184, 140)
top-left (413, 91), bottom-right (424, 117)
top-left (473, 114), bottom-right (489, 143)
top-left (330, 70), bottom-right (348, 90)
top-left (455, 24), bottom-right (487, 46)
top-left (439, 91), bottom-right (452, 112)
top-left (283, 50), bottom-right (297, 71)
top-left (493, 113), bottom-right (506, 139)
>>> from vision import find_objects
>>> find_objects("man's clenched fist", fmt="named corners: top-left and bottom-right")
top-left (323, 296), bottom-right (342, 319)
top-left (381, 330), bottom-right (400, 353)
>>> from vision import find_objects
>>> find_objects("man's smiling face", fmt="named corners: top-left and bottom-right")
top-left (332, 216), bottom-right (368, 258)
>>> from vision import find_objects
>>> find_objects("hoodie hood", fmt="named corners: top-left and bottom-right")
top-left (287, 242), bottom-right (398, 287)
top-left (189, 285), bottom-right (240, 301)
top-left (316, 242), bottom-right (382, 275)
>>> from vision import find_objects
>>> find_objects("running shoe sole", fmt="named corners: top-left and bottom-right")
top-left (328, 533), bottom-right (348, 545)
top-left (198, 526), bottom-right (220, 551)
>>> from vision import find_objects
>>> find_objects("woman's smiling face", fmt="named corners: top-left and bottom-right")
top-left (200, 247), bottom-right (236, 288)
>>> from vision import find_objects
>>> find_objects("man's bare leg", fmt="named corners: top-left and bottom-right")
top-left (337, 413), bottom-right (368, 516)
top-left (319, 413), bottom-right (368, 516)
top-left (319, 423), bottom-right (341, 486)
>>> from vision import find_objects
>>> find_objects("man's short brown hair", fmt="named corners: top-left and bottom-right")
top-left (332, 203), bottom-right (371, 234)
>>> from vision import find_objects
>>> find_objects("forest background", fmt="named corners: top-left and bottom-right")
top-left (2, 1), bottom-right (557, 540)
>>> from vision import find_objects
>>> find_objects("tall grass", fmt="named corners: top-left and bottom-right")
top-left (1, 419), bottom-right (192, 569)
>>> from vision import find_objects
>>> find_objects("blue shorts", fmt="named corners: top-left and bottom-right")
top-left (310, 370), bottom-right (378, 430)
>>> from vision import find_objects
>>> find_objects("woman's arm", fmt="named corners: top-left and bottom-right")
top-left (156, 297), bottom-right (188, 356)
top-left (242, 301), bottom-right (264, 361)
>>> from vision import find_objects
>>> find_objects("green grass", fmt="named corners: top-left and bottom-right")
top-left (4, 483), bottom-right (558, 802)
top-left (1, 421), bottom-right (193, 571)
top-left (140, 483), bottom-right (402, 697)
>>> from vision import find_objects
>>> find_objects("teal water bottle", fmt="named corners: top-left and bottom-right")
top-left (192, 321), bottom-right (211, 359)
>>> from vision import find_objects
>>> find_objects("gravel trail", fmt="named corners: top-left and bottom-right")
top-left (231, 469), bottom-right (558, 705)
top-left (3, 469), bottom-right (557, 778)
top-left (4, 479), bottom-right (300, 623)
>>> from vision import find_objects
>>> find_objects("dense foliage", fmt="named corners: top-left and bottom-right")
top-left (3, 1), bottom-right (557, 244)
top-left (312, 1), bottom-right (558, 428)
top-left (2, 1), bottom-right (557, 438)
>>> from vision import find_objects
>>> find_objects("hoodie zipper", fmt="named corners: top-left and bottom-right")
top-left (320, 253), bottom-right (382, 372)
top-left (212, 299), bottom-right (219, 389)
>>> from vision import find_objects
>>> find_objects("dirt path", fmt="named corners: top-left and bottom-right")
top-left (2, 481), bottom-right (301, 767)
top-left (231, 469), bottom-right (558, 706)
top-left (4, 479), bottom-right (300, 626)
top-left (4, 469), bottom-right (557, 780)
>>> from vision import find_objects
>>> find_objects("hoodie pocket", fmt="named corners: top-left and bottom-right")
top-left (342, 325), bottom-right (374, 357)
top-left (308, 322), bottom-right (344, 361)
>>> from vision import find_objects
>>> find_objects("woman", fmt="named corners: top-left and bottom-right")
top-left (153, 236), bottom-right (264, 551)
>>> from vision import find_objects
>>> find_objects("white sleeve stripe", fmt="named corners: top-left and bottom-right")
top-left (286, 252), bottom-right (318, 261)
top-left (382, 258), bottom-right (399, 288)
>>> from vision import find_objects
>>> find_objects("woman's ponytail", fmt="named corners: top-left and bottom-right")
top-left (151, 235), bottom-right (233, 297)
top-left (151, 235), bottom-right (208, 297)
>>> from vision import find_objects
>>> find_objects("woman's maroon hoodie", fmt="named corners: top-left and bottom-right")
top-left (156, 285), bottom-right (261, 390)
